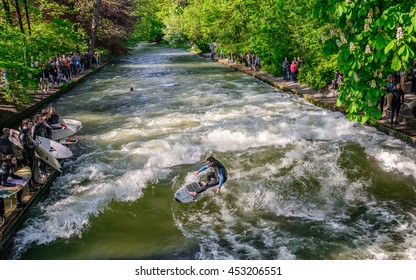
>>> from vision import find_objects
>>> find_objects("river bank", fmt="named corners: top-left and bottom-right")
top-left (0, 61), bottom-right (110, 257)
top-left (201, 53), bottom-right (416, 148)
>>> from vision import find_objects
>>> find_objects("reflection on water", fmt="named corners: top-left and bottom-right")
top-left (10, 44), bottom-right (416, 260)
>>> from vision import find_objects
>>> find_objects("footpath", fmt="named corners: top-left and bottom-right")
top-left (209, 55), bottom-right (416, 147)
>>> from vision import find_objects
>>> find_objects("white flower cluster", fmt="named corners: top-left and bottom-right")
top-left (350, 42), bottom-right (355, 52)
top-left (321, 34), bottom-right (326, 42)
top-left (340, 33), bottom-right (347, 44)
top-left (364, 21), bottom-right (370, 32)
top-left (365, 44), bottom-right (371, 54)
top-left (373, 66), bottom-right (384, 79)
top-left (397, 27), bottom-right (404, 40)
top-left (367, 9), bottom-right (373, 23)
top-left (370, 80), bottom-right (377, 88)
top-left (336, 39), bottom-right (342, 47)
top-left (354, 72), bottom-right (360, 82)
top-left (330, 29), bottom-right (335, 37)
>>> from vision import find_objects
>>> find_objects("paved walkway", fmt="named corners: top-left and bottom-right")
top-left (212, 56), bottom-right (416, 147)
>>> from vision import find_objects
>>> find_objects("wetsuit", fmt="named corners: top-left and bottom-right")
top-left (48, 114), bottom-right (60, 125)
top-left (0, 134), bottom-right (13, 156)
top-left (197, 159), bottom-right (227, 193)
top-left (19, 128), bottom-right (37, 188)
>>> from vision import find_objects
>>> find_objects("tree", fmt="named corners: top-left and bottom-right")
top-left (2, 0), bottom-right (13, 25)
top-left (12, 0), bottom-right (25, 34)
top-left (23, 0), bottom-right (31, 35)
top-left (314, 0), bottom-right (416, 124)
top-left (88, 0), bottom-right (101, 53)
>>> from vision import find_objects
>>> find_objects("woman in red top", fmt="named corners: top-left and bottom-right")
top-left (290, 61), bottom-right (298, 82)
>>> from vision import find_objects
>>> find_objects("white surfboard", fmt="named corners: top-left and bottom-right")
top-left (1, 166), bottom-right (32, 224)
top-left (0, 166), bottom-right (31, 198)
top-left (34, 146), bottom-right (62, 172)
top-left (9, 129), bottom-right (62, 172)
top-left (50, 119), bottom-right (82, 141)
top-left (61, 119), bottom-right (82, 132)
top-left (36, 136), bottom-right (73, 159)
top-left (174, 182), bottom-right (206, 203)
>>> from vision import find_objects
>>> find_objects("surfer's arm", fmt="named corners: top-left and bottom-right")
top-left (10, 172), bottom-right (23, 180)
top-left (196, 165), bottom-right (209, 174)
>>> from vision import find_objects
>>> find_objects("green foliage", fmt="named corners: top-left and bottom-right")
top-left (147, 0), bottom-right (335, 91)
top-left (298, 55), bottom-right (338, 89)
top-left (0, 18), bottom-right (81, 104)
top-left (314, 0), bottom-right (416, 124)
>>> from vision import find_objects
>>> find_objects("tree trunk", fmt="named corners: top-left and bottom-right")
top-left (2, 0), bottom-right (13, 25)
top-left (88, 0), bottom-right (101, 53)
top-left (22, 0), bottom-right (31, 35)
top-left (12, 0), bottom-right (25, 34)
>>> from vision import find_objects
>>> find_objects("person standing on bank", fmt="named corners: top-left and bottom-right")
top-left (19, 119), bottom-right (39, 189)
top-left (391, 83), bottom-right (405, 125)
top-left (290, 61), bottom-right (298, 83)
top-left (194, 156), bottom-right (227, 194)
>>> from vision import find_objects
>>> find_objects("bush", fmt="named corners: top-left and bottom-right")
top-left (298, 55), bottom-right (337, 89)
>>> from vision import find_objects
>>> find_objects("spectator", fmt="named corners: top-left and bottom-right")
top-left (390, 83), bottom-right (405, 125)
top-left (282, 57), bottom-right (290, 81)
top-left (290, 61), bottom-right (298, 82)
top-left (410, 58), bottom-right (416, 94)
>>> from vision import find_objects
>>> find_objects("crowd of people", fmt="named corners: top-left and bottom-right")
top-left (227, 52), bottom-right (261, 71)
top-left (35, 51), bottom-right (101, 93)
top-left (1, 51), bottom-right (101, 95)
top-left (0, 106), bottom-right (62, 223)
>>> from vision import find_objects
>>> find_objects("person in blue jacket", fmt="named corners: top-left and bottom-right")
top-left (193, 156), bottom-right (228, 195)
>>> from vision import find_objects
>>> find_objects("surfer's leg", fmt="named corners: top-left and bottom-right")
top-left (187, 191), bottom-right (197, 197)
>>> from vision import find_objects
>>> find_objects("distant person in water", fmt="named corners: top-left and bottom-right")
top-left (194, 156), bottom-right (228, 194)
top-left (130, 86), bottom-right (134, 91)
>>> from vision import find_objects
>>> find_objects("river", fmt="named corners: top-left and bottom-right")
top-left (9, 43), bottom-right (416, 260)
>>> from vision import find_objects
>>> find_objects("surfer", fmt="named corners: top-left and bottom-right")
top-left (0, 155), bottom-right (29, 215)
top-left (0, 128), bottom-right (14, 157)
top-left (47, 106), bottom-right (60, 125)
top-left (19, 119), bottom-right (40, 190)
top-left (194, 156), bottom-right (228, 194)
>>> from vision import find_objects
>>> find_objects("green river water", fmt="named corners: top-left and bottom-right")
top-left (8, 44), bottom-right (416, 260)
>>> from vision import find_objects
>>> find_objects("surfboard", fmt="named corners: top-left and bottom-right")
top-left (174, 182), bottom-right (206, 203)
top-left (50, 119), bottom-right (82, 141)
top-left (36, 136), bottom-right (73, 159)
top-left (50, 124), bottom-right (77, 141)
top-left (34, 146), bottom-right (62, 172)
top-left (61, 119), bottom-right (83, 132)
top-left (9, 129), bottom-right (62, 172)
top-left (0, 166), bottom-right (31, 198)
